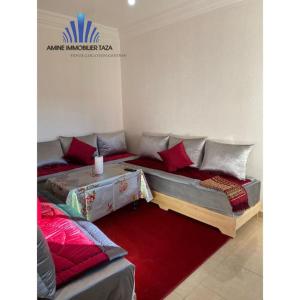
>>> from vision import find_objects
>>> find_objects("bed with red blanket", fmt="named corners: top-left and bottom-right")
top-left (124, 157), bottom-right (261, 237)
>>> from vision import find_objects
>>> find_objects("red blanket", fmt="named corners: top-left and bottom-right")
top-left (38, 201), bottom-right (109, 287)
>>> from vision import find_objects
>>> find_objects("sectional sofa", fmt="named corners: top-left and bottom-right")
top-left (37, 131), bottom-right (261, 236)
top-left (124, 133), bottom-right (261, 237)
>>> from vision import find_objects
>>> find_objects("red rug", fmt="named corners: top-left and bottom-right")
top-left (95, 200), bottom-right (229, 300)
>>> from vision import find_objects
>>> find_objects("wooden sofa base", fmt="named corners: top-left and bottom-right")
top-left (152, 191), bottom-right (262, 238)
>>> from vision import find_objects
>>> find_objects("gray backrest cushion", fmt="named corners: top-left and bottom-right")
top-left (139, 134), bottom-right (169, 161)
top-left (96, 131), bottom-right (127, 156)
top-left (200, 140), bottom-right (253, 180)
top-left (37, 140), bottom-right (66, 167)
top-left (169, 136), bottom-right (207, 167)
top-left (59, 134), bottom-right (98, 156)
top-left (37, 227), bottom-right (56, 299)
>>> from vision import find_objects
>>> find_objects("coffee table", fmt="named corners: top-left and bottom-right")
top-left (44, 164), bottom-right (153, 222)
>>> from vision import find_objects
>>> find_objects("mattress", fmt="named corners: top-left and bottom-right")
top-left (54, 258), bottom-right (135, 300)
top-left (124, 162), bottom-right (261, 217)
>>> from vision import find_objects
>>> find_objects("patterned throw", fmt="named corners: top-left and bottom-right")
top-left (201, 176), bottom-right (249, 212)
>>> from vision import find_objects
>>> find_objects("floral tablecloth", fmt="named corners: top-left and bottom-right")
top-left (44, 164), bottom-right (153, 222)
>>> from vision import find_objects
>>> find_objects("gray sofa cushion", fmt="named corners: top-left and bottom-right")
top-left (169, 136), bottom-right (207, 167)
top-left (200, 140), bottom-right (253, 180)
top-left (54, 259), bottom-right (135, 300)
top-left (96, 131), bottom-right (127, 156)
top-left (37, 140), bottom-right (66, 167)
top-left (37, 227), bottom-right (56, 299)
top-left (59, 134), bottom-right (98, 156)
top-left (139, 134), bottom-right (169, 161)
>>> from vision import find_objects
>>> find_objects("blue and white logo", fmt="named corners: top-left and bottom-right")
top-left (62, 13), bottom-right (100, 43)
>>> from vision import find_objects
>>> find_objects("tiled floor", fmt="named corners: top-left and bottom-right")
top-left (165, 215), bottom-right (263, 300)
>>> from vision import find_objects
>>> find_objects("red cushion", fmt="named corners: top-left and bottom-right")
top-left (64, 137), bottom-right (96, 165)
top-left (158, 141), bottom-right (193, 172)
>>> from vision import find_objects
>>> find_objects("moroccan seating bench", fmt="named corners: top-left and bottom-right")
top-left (125, 157), bottom-right (261, 238)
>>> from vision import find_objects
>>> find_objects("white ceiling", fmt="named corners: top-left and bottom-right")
top-left (37, 0), bottom-right (207, 29)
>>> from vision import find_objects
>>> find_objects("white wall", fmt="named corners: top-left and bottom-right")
top-left (121, 0), bottom-right (262, 180)
top-left (37, 11), bottom-right (124, 142)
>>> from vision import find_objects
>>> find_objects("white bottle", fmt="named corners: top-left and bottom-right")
top-left (94, 156), bottom-right (104, 175)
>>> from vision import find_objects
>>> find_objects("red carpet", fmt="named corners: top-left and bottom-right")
top-left (95, 200), bottom-right (230, 300)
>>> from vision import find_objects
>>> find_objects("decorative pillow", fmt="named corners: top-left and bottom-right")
top-left (59, 134), bottom-right (98, 156)
top-left (37, 227), bottom-right (56, 299)
top-left (200, 140), bottom-right (253, 180)
top-left (139, 134), bottom-right (169, 161)
top-left (159, 141), bottom-right (193, 172)
top-left (169, 136), bottom-right (207, 167)
top-left (64, 137), bottom-right (96, 165)
top-left (37, 140), bottom-right (66, 167)
top-left (96, 131), bottom-right (127, 156)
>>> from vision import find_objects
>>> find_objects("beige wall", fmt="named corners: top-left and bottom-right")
top-left (121, 0), bottom-right (262, 180)
top-left (37, 11), bottom-right (124, 142)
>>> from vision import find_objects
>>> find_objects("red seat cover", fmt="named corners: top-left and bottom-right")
top-left (37, 152), bottom-right (135, 177)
